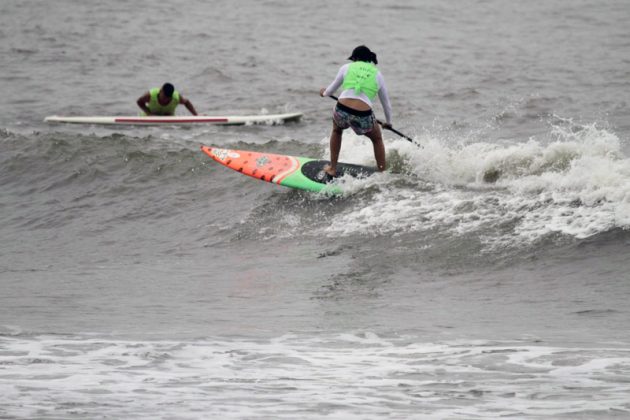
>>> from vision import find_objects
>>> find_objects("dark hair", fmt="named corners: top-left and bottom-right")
top-left (161, 83), bottom-right (175, 97)
top-left (348, 45), bottom-right (378, 64)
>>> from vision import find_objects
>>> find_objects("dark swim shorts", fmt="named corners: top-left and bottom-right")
top-left (333, 102), bottom-right (376, 135)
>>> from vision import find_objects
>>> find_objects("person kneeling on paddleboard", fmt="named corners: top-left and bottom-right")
top-left (319, 45), bottom-right (392, 176)
top-left (136, 83), bottom-right (198, 116)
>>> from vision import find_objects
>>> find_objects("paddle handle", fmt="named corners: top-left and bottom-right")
top-left (327, 95), bottom-right (414, 143)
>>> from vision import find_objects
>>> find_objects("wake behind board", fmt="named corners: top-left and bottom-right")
top-left (200, 145), bottom-right (376, 193)
top-left (44, 112), bottom-right (302, 126)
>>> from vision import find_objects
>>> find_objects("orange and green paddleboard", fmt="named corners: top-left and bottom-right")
top-left (201, 145), bottom-right (376, 193)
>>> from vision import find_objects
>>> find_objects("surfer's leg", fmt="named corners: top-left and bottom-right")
top-left (365, 124), bottom-right (386, 171)
top-left (325, 123), bottom-right (343, 176)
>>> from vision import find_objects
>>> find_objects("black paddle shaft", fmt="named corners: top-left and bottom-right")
top-left (328, 95), bottom-right (415, 143)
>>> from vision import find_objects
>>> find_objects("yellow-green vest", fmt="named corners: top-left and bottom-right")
top-left (148, 87), bottom-right (180, 115)
top-left (342, 62), bottom-right (379, 100)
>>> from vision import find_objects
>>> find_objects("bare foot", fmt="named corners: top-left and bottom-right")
top-left (323, 164), bottom-right (337, 177)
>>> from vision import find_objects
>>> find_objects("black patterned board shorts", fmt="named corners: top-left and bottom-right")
top-left (333, 102), bottom-right (376, 135)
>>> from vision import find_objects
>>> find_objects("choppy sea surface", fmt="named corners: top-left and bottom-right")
top-left (1, 0), bottom-right (629, 418)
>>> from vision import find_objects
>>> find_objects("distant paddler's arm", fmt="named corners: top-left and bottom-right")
top-left (136, 92), bottom-right (152, 116)
top-left (180, 95), bottom-right (198, 116)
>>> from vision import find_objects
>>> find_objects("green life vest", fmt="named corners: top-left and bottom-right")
top-left (342, 61), bottom-right (379, 100)
top-left (147, 87), bottom-right (180, 115)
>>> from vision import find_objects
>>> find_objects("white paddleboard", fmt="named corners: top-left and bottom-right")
top-left (44, 112), bottom-right (303, 126)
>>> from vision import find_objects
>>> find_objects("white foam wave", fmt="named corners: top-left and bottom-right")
top-left (1, 333), bottom-right (629, 419)
top-left (322, 122), bottom-right (630, 244)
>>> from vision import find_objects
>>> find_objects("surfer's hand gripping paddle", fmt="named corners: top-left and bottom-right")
top-left (328, 95), bottom-right (416, 144)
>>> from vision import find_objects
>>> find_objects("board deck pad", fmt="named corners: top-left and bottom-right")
top-left (44, 112), bottom-right (302, 126)
top-left (201, 146), bottom-right (376, 193)
top-left (300, 160), bottom-right (376, 183)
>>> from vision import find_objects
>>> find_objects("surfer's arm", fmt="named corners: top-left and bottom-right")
top-left (136, 92), bottom-right (152, 115)
top-left (377, 73), bottom-right (393, 125)
top-left (322, 64), bottom-right (349, 97)
top-left (179, 95), bottom-right (198, 116)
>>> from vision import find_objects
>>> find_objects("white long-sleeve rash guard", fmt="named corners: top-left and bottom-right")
top-left (323, 63), bottom-right (393, 125)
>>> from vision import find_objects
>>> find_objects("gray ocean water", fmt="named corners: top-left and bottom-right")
top-left (2, 0), bottom-right (630, 418)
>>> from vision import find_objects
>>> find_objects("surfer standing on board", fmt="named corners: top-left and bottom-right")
top-left (136, 83), bottom-right (198, 116)
top-left (320, 45), bottom-right (393, 176)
